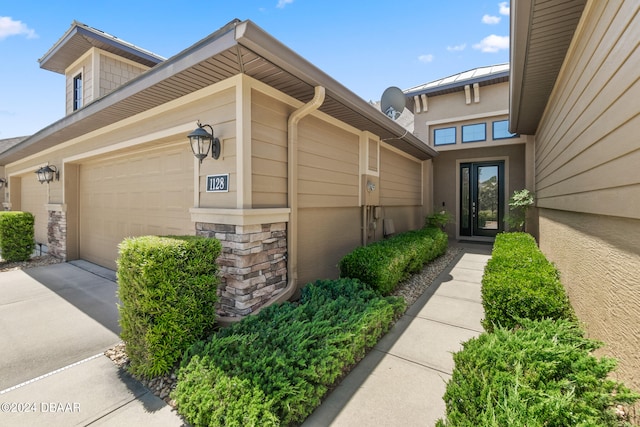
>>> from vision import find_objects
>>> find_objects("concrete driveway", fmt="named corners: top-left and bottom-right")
top-left (0, 261), bottom-right (185, 426)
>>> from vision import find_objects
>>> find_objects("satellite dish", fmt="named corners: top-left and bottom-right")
top-left (381, 86), bottom-right (406, 120)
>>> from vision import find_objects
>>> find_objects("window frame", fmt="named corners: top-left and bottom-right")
top-left (461, 123), bottom-right (487, 143)
top-left (492, 120), bottom-right (518, 140)
top-left (73, 73), bottom-right (83, 111)
top-left (433, 127), bottom-right (457, 146)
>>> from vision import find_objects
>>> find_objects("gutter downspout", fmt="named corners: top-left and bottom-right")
top-left (269, 85), bottom-right (326, 304)
top-left (216, 86), bottom-right (326, 326)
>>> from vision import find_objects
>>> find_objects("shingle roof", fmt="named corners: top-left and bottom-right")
top-left (0, 136), bottom-right (29, 155)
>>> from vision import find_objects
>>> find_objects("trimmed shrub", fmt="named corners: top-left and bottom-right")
top-left (0, 211), bottom-right (35, 262)
top-left (338, 227), bottom-right (448, 295)
top-left (173, 278), bottom-right (406, 426)
top-left (437, 318), bottom-right (640, 427)
top-left (117, 235), bottom-right (221, 378)
top-left (481, 232), bottom-right (574, 332)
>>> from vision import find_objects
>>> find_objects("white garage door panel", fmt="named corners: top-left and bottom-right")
top-left (20, 176), bottom-right (48, 245)
top-left (79, 146), bottom-right (194, 270)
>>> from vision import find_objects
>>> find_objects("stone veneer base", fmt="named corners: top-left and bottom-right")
top-left (196, 222), bottom-right (287, 317)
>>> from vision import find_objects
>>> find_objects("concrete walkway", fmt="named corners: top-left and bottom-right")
top-left (0, 242), bottom-right (490, 427)
top-left (303, 242), bottom-right (492, 427)
top-left (0, 261), bottom-right (185, 426)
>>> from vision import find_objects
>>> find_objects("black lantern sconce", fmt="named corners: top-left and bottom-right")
top-left (187, 121), bottom-right (220, 163)
top-left (35, 165), bottom-right (59, 184)
top-left (0, 178), bottom-right (7, 189)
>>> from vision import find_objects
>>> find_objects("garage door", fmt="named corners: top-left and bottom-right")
top-left (79, 144), bottom-right (194, 270)
top-left (20, 175), bottom-right (49, 245)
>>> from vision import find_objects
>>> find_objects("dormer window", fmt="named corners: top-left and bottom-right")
top-left (73, 73), bottom-right (83, 110)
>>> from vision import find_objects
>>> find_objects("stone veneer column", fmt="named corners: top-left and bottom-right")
top-left (47, 209), bottom-right (66, 260)
top-left (196, 222), bottom-right (287, 317)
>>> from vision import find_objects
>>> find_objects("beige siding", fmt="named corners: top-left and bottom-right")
top-left (534, 1), bottom-right (640, 219)
top-left (297, 116), bottom-right (360, 208)
top-left (379, 147), bottom-right (422, 206)
top-left (99, 53), bottom-right (148, 97)
top-left (251, 90), bottom-right (290, 207)
top-left (78, 142), bottom-right (193, 269)
top-left (539, 209), bottom-right (640, 390)
top-left (19, 175), bottom-right (48, 245)
top-left (65, 55), bottom-right (93, 115)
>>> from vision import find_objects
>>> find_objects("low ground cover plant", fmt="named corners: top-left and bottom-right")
top-left (0, 211), bottom-right (35, 262)
top-left (481, 232), bottom-right (574, 331)
top-left (338, 226), bottom-right (447, 295)
top-left (437, 318), bottom-right (639, 427)
top-left (439, 231), bottom-right (639, 426)
top-left (117, 235), bottom-right (221, 378)
top-left (172, 278), bottom-right (406, 426)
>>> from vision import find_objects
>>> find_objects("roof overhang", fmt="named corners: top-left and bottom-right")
top-left (3, 19), bottom-right (436, 165)
top-left (509, 0), bottom-right (587, 134)
top-left (404, 64), bottom-right (510, 99)
top-left (39, 21), bottom-right (165, 74)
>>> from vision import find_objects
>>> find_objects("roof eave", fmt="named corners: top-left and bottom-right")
top-left (235, 21), bottom-right (437, 159)
top-left (39, 21), bottom-right (165, 74)
top-left (2, 19), bottom-right (437, 164)
top-left (509, 0), bottom-right (587, 135)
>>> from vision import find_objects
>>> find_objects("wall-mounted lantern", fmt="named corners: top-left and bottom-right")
top-left (187, 121), bottom-right (220, 163)
top-left (0, 178), bottom-right (7, 189)
top-left (35, 165), bottom-right (59, 184)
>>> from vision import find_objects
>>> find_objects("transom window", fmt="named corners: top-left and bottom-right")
top-left (462, 123), bottom-right (486, 143)
top-left (492, 120), bottom-right (518, 139)
top-left (73, 73), bottom-right (83, 111)
top-left (434, 127), bottom-right (456, 146)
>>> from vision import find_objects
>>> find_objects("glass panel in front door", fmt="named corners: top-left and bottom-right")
top-left (477, 165), bottom-right (499, 231)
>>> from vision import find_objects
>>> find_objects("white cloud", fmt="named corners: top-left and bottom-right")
top-left (447, 43), bottom-right (466, 52)
top-left (499, 1), bottom-right (510, 16)
top-left (0, 16), bottom-right (37, 40)
top-left (276, 0), bottom-right (294, 8)
top-left (473, 34), bottom-right (509, 53)
top-left (482, 14), bottom-right (501, 24)
top-left (418, 54), bottom-right (434, 63)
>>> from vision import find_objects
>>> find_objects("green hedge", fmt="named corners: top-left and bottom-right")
top-left (338, 227), bottom-right (448, 295)
top-left (437, 318), bottom-right (640, 427)
top-left (172, 278), bottom-right (406, 426)
top-left (481, 232), bottom-right (574, 332)
top-left (0, 211), bottom-right (35, 262)
top-left (117, 235), bottom-right (221, 378)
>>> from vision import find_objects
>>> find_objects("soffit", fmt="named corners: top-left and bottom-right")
top-left (510, 0), bottom-right (587, 134)
top-left (1, 20), bottom-right (436, 165)
top-left (39, 21), bottom-right (165, 74)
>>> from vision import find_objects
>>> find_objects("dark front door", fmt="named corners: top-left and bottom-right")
top-left (460, 161), bottom-right (504, 237)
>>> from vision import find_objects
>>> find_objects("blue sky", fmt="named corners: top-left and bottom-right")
top-left (0, 1), bottom-right (510, 138)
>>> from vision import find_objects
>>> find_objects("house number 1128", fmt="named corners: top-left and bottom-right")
top-left (206, 174), bottom-right (229, 192)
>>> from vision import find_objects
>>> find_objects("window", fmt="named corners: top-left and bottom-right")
top-left (462, 123), bottom-right (486, 143)
top-left (73, 73), bottom-right (83, 111)
top-left (434, 127), bottom-right (456, 146)
top-left (493, 120), bottom-right (518, 139)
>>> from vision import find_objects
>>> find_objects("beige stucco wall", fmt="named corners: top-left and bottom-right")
top-left (531, 1), bottom-right (640, 393)
top-left (413, 82), bottom-right (514, 144)
top-left (432, 144), bottom-right (526, 237)
top-left (538, 209), bottom-right (640, 391)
